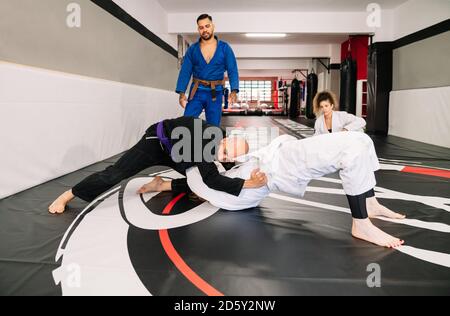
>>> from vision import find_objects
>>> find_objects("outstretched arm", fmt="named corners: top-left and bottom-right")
top-left (137, 167), bottom-right (267, 196)
top-left (343, 112), bottom-right (366, 131)
top-left (198, 163), bottom-right (266, 196)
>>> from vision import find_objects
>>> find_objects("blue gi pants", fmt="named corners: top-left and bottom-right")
top-left (184, 90), bottom-right (224, 126)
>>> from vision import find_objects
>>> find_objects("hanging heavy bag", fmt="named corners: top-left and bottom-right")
top-left (284, 88), bottom-right (289, 112)
top-left (340, 57), bottom-right (357, 115)
top-left (306, 72), bottom-right (318, 119)
top-left (289, 78), bottom-right (301, 118)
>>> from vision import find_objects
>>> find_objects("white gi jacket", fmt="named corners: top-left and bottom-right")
top-left (314, 111), bottom-right (366, 135)
top-left (187, 132), bottom-right (380, 210)
top-left (186, 161), bottom-right (270, 211)
top-left (252, 132), bottom-right (380, 197)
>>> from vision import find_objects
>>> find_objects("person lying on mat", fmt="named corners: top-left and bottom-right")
top-left (49, 116), bottom-right (267, 214)
top-left (313, 90), bottom-right (366, 135)
top-left (139, 132), bottom-right (406, 249)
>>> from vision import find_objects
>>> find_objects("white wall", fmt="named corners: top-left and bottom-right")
top-left (238, 59), bottom-right (312, 80)
top-left (238, 59), bottom-right (313, 71)
top-left (372, 9), bottom-right (395, 42)
top-left (232, 44), bottom-right (334, 59)
top-left (113, 0), bottom-right (178, 49)
top-left (329, 44), bottom-right (342, 64)
top-left (165, 1), bottom-right (449, 50)
top-left (373, 0), bottom-right (450, 42)
top-left (236, 58), bottom-right (336, 83)
top-left (169, 11), bottom-right (373, 34)
top-left (393, 0), bottom-right (450, 40)
top-left (238, 69), bottom-right (298, 79)
top-left (389, 87), bottom-right (450, 148)
top-left (0, 62), bottom-right (182, 199)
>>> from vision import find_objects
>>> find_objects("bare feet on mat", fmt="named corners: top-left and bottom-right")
top-left (367, 197), bottom-right (406, 219)
top-left (48, 190), bottom-right (75, 214)
top-left (137, 176), bottom-right (164, 194)
top-left (352, 218), bottom-right (405, 248)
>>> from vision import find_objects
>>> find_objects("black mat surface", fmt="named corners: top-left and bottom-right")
top-left (1, 117), bottom-right (449, 296)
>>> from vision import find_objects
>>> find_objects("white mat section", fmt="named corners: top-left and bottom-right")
top-left (0, 62), bottom-right (183, 199)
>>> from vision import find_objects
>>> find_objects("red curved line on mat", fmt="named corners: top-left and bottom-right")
top-left (401, 166), bottom-right (450, 179)
top-left (161, 193), bottom-right (186, 215)
top-left (158, 193), bottom-right (224, 297)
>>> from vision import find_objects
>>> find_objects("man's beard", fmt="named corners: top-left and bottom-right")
top-left (201, 33), bottom-right (213, 41)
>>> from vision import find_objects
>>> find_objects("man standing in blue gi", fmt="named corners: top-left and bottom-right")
top-left (176, 14), bottom-right (239, 126)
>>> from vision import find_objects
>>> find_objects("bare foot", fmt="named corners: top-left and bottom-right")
top-left (367, 197), bottom-right (406, 219)
top-left (352, 218), bottom-right (405, 248)
top-left (49, 190), bottom-right (75, 214)
top-left (137, 177), bottom-right (164, 194)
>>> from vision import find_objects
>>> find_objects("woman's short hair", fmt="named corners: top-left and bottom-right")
top-left (313, 90), bottom-right (339, 116)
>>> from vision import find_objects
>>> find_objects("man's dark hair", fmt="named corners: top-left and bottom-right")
top-left (197, 14), bottom-right (213, 24)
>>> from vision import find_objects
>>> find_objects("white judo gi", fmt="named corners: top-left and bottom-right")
top-left (186, 160), bottom-right (270, 211)
top-left (314, 111), bottom-right (366, 135)
top-left (186, 132), bottom-right (380, 210)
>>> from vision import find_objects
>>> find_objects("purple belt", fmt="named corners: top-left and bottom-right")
top-left (157, 121), bottom-right (173, 155)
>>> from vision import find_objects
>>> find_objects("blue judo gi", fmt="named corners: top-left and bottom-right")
top-left (176, 37), bottom-right (239, 126)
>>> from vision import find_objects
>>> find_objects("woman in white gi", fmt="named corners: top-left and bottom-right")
top-left (313, 91), bottom-right (366, 135)
top-left (139, 132), bottom-right (406, 248)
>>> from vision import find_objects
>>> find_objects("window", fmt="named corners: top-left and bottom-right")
top-left (225, 80), bottom-right (273, 102)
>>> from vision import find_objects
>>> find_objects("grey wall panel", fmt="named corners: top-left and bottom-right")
top-left (0, 0), bottom-right (178, 91)
top-left (393, 31), bottom-right (450, 90)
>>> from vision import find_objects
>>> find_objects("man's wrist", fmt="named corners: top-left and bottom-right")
top-left (243, 180), bottom-right (255, 189)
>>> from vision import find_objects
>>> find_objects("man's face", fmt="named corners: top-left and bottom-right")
top-left (198, 18), bottom-right (215, 41)
top-left (217, 137), bottom-right (249, 163)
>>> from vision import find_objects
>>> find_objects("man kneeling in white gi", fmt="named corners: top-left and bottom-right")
top-left (138, 132), bottom-right (406, 248)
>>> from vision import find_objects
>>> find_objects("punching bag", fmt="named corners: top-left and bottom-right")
top-left (366, 43), bottom-right (393, 134)
top-left (306, 73), bottom-right (318, 119)
top-left (272, 80), bottom-right (279, 109)
top-left (284, 87), bottom-right (289, 113)
top-left (289, 78), bottom-right (300, 118)
top-left (223, 88), bottom-right (229, 109)
top-left (340, 57), bottom-right (357, 115)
